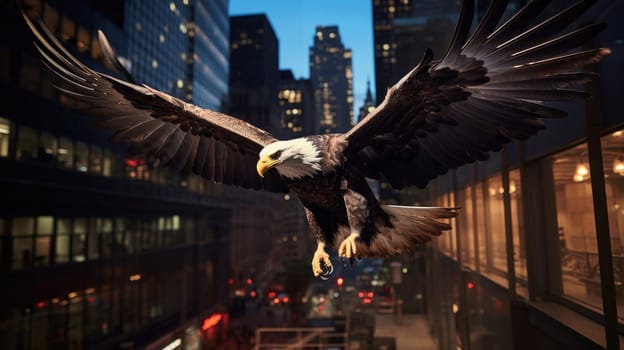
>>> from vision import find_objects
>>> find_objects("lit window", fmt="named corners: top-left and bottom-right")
top-left (152, 59), bottom-right (159, 69)
top-left (89, 145), bottom-right (102, 174)
top-left (56, 218), bottom-right (71, 263)
top-left (483, 174), bottom-right (508, 282)
top-left (57, 137), bottom-right (74, 168)
top-left (510, 169), bottom-right (528, 298)
top-left (73, 218), bottom-right (87, 262)
top-left (35, 216), bottom-right (53, 267)
top-left (40, 131), bottom-right (57, 165)
top-left (551, 144), bottom-right (601, 310)
top-left (601, 130), bottom-right (624, 319)
top-left (169, 2), bottom-right (176, 11)
top-left (0, 117), bottom-right (10, 157)
top-left (159, 34), bottom-right (165, 43)
top-left (75, 141), bottom-right (88, 172)
top-left (458, 186), bottom-right (475, 268)
top-left (11, 217), bottom-right (34, 270)
top-left (77, 26), bottom-right (90, 53)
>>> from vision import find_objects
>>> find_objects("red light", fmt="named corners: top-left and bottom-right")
top-left (246, 278), bottom-right (253, 285)
top-left (337, 277), bottom-right (344, 286)
top-left (363, 298), bottom-right (372, 304)
top-left (87, 297), bottom-right (95, 303)
top-left (467, 282), bottom-right (475, 289)
top-left (250, 291), bottom-right (257, 298)
top-left (367, 292), bottom-right (374, 298)
top-left (358, 292), bottom-right (365, 298)
top-left (273, 297), bottom-right (280, 304)
top-left (268, 291), bottom-right (276, 298)
top-left (282, 297), bottom-right (289, 303)
top-left (227, 278), bottom-right (234, 285)
top-left (495, 300), bottom-right (504, 309)
top-left (36, 301), bottom-right (46, 309)
top-left (201, 313), bottom-right (223, 331)
top-left (125, 158), bottom-right (144, 167)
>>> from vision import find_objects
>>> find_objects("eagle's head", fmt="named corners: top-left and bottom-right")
top-left (257, 138), bottom-right (322, 180)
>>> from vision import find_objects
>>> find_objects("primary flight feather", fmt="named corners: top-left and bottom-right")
top-left (24, 0), bottom-right (610, 277)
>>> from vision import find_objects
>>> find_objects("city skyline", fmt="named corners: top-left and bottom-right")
top-left (229, 0), bottom-right (374, 123)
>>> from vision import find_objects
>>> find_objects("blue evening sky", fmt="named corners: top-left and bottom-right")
top-left (229, 0), bottom-right (375, 120)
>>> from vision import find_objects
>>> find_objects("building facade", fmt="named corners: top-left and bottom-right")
top-left (277, 69), bottom-right (316, 139)
top-left (422, 2), bottom-right (624, 349)
top-left (0, 0), bottom-right (234, 348)
top-left (309, 25), bottom-right (353, 134)
top-left (372, 0), bottom-right (461, 104)
top-left (228, 14), bottom-right (279, 132)
top-left (125, 0), bottom-right (229, 110)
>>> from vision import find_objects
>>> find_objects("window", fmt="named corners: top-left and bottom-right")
top-left (72, 218), bottom-right (87, 262)
top-left (89, 145), bottom-right (103, 174)
top-left (87, 218), bottom-right (100, 260)
top-left (101, 218), bottom-right (113, 257)
top-left (601, 130), bottom-right (624, 320)
top-left (34, 216), bottom-right (52, 267)
top-left (0, 117), bottom-right (10, 157)
top-left (55, 218), bottom-right (71, 263)
top-left (11, 217), bottom-right (34, 270)
top-left (42, 3), bottom-right (60, 33)
top-left (58, 137), bottom-right (74, 168)
top-left (16, 126), bottom-right (37, 161)
top-left (551, 144), bottom-right (602, 311)
top-left (483, 174), bottom-right (508, 281)
top-left (457, 186), bottom-right (475, 268)
top-left (75, 141), bottom-right (88, 172)
top-left (510, 169), bottom-right (528, 298)
top-left (103, 150), bottom-right (113, 177)
top-left (39, 131), bottom-right (57, 165)
top-left (77, 26), bottom-right (90, 53)
top-left (60, 16), bottom-right (75, 42)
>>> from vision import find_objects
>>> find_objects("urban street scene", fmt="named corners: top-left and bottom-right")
top-left (1, 0), bottom-right (624, 349)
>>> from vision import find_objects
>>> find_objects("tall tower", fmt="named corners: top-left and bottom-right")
top-left (229, 14), bottom-right (279, 132)
top-left (358, 79), bottom-right (375, 123)
top-left (125, 0), bottom-right (229, 111)
top-left (372, 0), bottom-right (459, 104)
top-left (278, 70), bottom-right (316, 138)
top-left (309, 26), bottom-right (353, 134)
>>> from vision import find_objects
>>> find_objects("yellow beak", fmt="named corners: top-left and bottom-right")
top-left (256, 156), bottom-right (282, 178)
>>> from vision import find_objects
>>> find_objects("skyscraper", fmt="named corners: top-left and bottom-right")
top-left (0, 1), bottom-right (232, 348)
top-left (125, 0), bottom-right (229, 110)
top-left (358, 79), bottom-right (375, 123)
top-left (372, 0), bottom-right (459, 104)
top-left (229, 14), bottom-right (279, 132)
top-left (278, 70), bottom-right (316, 138)
top-left (309, 25), bottom-right (353, 134)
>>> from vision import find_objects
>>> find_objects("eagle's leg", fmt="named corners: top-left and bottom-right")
top-left (312, 241), bottom-right (333, 278)
top-left (338, 188), bottom-right (368, 262)
top-left (304, 207), bottom-right (333, 278)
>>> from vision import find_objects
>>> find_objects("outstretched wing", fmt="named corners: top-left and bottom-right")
top-left (344, 0), bottom-right (610, 189)
top-left (24, 14), bottom-right (289, 193)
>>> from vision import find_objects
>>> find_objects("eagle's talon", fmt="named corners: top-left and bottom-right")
top-left (312, 244), bottom-right (332, 278)
top-left (338, 232), bottom-right (360, 259)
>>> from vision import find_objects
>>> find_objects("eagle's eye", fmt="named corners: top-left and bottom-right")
top-left (270, 150), bottom-right (282, 160)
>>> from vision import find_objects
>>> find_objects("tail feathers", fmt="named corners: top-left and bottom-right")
top-left (335, 205), bottom-right (457, 258)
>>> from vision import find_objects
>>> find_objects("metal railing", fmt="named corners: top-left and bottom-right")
top-left (254, 327), bottom-right (348, 350)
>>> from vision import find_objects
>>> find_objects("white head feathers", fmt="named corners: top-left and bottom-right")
top-left (259, 138), bottom-right (322, 179)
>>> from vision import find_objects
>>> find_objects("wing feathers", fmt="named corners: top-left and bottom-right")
top-left (25, 13), bottom-right (289, 193)
top-left (344, 0), bottom-right (608, 189)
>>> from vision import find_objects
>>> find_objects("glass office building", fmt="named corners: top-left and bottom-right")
top-left (0, 0), bottom-right (232, 348)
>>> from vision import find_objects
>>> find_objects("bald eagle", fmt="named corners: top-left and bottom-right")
top-left (24, 0), bottom-right (610, 278)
